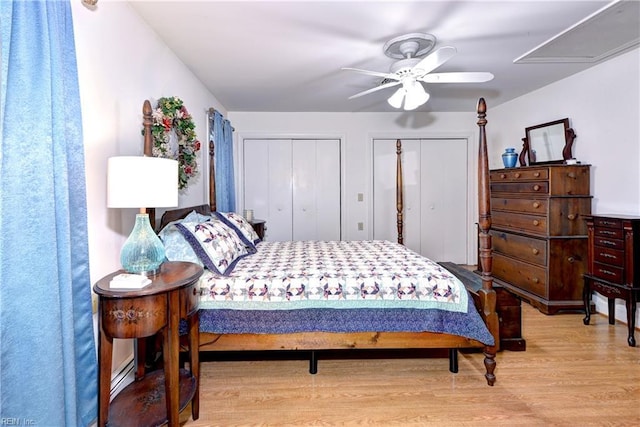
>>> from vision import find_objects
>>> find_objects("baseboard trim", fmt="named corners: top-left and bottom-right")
top-left (110, 355), bottom-right (135, 399)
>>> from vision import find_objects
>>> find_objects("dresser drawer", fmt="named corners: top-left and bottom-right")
top-left (491, 181), bottom-right (549, 195)
top-left (595, 227), bottom-right (624, 240)
top-left (547, 198), bottom-right (591, 236)
top-left (493, 253), bottom-right (547, 298)
top-left (594, 236), bottom-right (624, 250)
top-left (594, 217), bottom-right (622, 229)
top-left (594, 246), bottom-right (625, 268)
top-left (548, 166), bottom-right (590, 196)
top-left (491, 197), bottom-right (547, 215)
top-left (490, 168), bottom-right (548, 181)
top-left (593, 262), bottom-right (624, 284)
top-left (493, 211), bottom-right (547, 236)
top-left (491, 230), bottom-right (547, 266)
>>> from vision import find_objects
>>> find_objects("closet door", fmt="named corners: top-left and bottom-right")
top-left (292, 139), bottom-right (341, 241)
top-left (244, 139), bottom-right (341, 241)
top-left (373, 138), bottom-right (467, 262)
top-left (243, 139), bottom-right (293, 241)
top-left (419, 139), bottom-right (467, 262)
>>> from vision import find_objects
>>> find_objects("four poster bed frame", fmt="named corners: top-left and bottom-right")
top-left (142, 98), bottom-right (498, 386)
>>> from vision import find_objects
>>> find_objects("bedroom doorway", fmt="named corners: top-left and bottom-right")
top-left (243, 138), bottom-right (342, 241)
top-left (372, 138), bottom-right (468, 263)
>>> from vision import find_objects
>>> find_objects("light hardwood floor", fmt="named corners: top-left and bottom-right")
top-left (184, 304), bottom-right (640, 426)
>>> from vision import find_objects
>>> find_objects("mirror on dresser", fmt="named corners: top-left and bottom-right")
top-left (519, 118), bottom-right (576, 166)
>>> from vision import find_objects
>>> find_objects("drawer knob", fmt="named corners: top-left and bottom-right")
top-left (567, 256), bottom-right (575, 263)
top-left (533, 172), bottom-right (540, 177)
top-left (532, 202), bottom-right (540, 209)
top-left (532, 277), bottom-right (539, 284)
top-left (567, 214), bottom-right (576, 220)
top-left (500, 173), bottom-right (506, 179)
top-left (533, 220), bottom-right (540, 226)
top-left (532, 184), bottom-right (541, 191)
top-left (514, 172), bottom-right (521, 178)
top-left (567, 172), bottom-right (577, 179)
top-left (532, 248), bottom-right (539, 255)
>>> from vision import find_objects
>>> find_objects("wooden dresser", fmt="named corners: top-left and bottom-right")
top-left (489, 165), bottom-right (592, 314)
top-left (583, 215), bottom-right (640, 346)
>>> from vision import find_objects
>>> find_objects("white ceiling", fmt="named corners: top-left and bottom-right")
top-left (128, 0), bottom-right (639, 113)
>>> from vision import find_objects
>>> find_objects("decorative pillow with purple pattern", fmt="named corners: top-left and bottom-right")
top-left (176, 218), bottom-right (256, 275)
top-left (213, 211), bottom-right (261, 246)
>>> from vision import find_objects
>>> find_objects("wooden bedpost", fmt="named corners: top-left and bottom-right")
top-left (396, 139), bottom-right (404, 245)
top-left (477, 98), bottom-right (498, 386)
top-left (142, 100), bottom-right (153, 157)
top-left (142, 99), bottom-right (156, 230)
top-left (208, 131), bottom-right (217, 212)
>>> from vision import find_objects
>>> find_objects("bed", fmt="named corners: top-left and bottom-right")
top-left (142, 98), bottom-right (498, 386)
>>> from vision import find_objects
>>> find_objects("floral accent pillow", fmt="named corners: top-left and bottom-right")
top-left (213, 211), bottom-right (261, 246)
top-left (175, 219), bottom-right (256, 275)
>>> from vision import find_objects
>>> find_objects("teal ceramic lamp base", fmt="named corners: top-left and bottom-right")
top-left (120, 213), bottom-right (165, 275)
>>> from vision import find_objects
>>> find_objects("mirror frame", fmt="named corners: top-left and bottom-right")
top-left (520, 118), bottom-right (575, 166)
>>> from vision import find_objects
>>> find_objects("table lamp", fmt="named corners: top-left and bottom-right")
top-left (107, 156), bottom-right (179, 275)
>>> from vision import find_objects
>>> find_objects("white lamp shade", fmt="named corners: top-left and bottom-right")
top-left (107, 156), bottom-right (179, 208)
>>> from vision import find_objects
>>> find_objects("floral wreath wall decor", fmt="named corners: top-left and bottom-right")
top-left (146, 96), bottom-right (201, 190)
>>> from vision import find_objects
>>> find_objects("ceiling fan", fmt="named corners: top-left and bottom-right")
top-left (343, 33), bottom-right (494, 110)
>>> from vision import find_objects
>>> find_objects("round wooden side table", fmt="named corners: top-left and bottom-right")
top-left (94, 261), bottom-right (203, 427)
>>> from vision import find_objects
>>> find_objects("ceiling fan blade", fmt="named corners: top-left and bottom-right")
top-left (419, 72), bottom-right (495, 83)
top-left (342, 67), bottom-right (399, 80)
top-left (348, 80), bottom-right (401, 100)
top-left (411, 46), bottom-right (457, 76)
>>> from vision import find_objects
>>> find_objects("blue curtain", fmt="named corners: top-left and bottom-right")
top-left (210, 110), bottom-right (236, 212)
top-left (1, 1), bottom-right (98, 426)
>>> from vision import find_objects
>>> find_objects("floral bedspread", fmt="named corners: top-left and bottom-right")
top-left (198, 240), bottom-right (468, 313)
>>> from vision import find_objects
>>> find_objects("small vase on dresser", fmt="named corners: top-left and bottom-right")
top-left (502, 148), bottom-right (518, 168)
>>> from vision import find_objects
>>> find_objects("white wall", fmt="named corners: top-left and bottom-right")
top-left (473, 47), bottom-right (640, 325)
top-left (489, 48), bottom-right (640, 214)
top-left (71, 0), bottom-right (224, 370)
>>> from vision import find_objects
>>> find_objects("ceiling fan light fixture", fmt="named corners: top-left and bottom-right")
top-left (404, 90), bottom-right (429, 111)
top-left (387, 87), bottom-right (405, 109)
top-left (344, 32), bottom-right (492, 108)
top-left (404, 81), bottom-right (429, 110)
